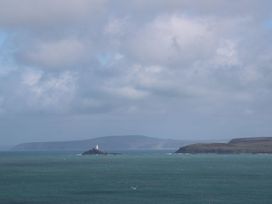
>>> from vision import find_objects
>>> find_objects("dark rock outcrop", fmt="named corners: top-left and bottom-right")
top-left (175, 137), bottom-right (272, 154)
top-left (82, 148), bottom-right (107, 155)
top-left (82, 145), bottom-right (121, 156)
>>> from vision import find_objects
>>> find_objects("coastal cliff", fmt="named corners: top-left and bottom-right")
top-left (175, 137), bottom-right (272, 154)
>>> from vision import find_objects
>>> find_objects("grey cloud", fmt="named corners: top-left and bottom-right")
top-left (18, 38), bottom-right (88, 69)
top-left (0, 0), bottom-right (107, 28)
top-left (0, 0), bottom-right (272, 144)
top-left (0, 69), bottom-right (78, 114)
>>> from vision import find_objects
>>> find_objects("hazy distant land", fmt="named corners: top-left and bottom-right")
top-left (12, 135), bottom-right (272, 154)
top-left (12, 135), bottom-right (190, 151)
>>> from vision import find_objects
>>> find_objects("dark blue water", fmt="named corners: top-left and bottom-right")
top-left (0, 152), bottom-right (272, 204)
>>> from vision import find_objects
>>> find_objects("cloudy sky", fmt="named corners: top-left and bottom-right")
top-left (0, 0), bottom-right (272, 145)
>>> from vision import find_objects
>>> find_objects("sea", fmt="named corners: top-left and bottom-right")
top-left (0, 151), bottom-right (272, 204)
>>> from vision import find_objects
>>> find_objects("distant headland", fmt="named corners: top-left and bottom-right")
top-left (175, 137), bottom-right (272, 154)
top-left (12, 135), bottom-right (189, 151)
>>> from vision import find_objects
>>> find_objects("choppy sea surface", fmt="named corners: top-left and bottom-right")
top-left (0, 151), bottom-right (272, 204)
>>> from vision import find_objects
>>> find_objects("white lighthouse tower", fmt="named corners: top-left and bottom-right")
top-left (95, 144), bottom-right (99, 150)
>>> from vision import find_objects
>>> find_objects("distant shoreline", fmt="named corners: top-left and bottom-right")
top-left (175, 137), bottom-right (272, 154)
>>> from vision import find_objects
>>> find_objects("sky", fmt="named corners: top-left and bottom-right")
top-left (0, 0), bottom-right (272, 145)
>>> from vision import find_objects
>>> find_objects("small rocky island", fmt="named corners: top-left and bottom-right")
top-left (175, 137), bottom-right (272, 154)
top-left (82, 145), bottom-right (107, 155)
top-left (82, 145), bottom-right (120, 155)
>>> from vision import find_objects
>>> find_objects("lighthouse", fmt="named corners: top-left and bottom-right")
top-left (95, 144), bottom-right (99, 150)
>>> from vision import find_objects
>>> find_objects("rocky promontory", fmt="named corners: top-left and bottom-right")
top-left (175, 137), bottom-right (272, 154)
top-left (82, 148), bottom-right (107, 155)
top-left (82, 145), bottom-right (120, 155)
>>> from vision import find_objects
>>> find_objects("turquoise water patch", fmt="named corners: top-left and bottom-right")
top-left (0, 152), bottom-right (272, 204)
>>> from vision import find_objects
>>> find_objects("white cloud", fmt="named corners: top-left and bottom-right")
top-left (213, 40), bottom-right (240, 66)
top-left (105, 86), bottom-right (148, 100)
top-left (22, 69), bottom-right (43, 86)
top-left (20, 70), bottom-right (78, 112)
top-left (104, 17), bottom-right (128, 37)
top-left (129, 15), bottom-right (216, 65)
